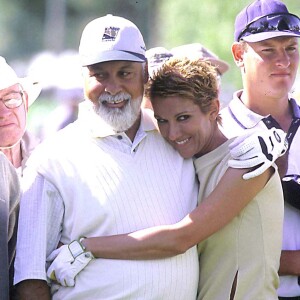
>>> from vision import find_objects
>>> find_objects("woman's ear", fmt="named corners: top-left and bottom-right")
top-left (232, 42), bottom-right (245, 68)
top-left (209, 99), bottom-right (220, 121)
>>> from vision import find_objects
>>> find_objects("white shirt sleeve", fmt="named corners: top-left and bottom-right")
top-left (14, 173), bottom-right (64, 284)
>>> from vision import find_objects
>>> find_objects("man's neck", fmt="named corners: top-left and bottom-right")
top-left (125, 113), bottom-right (142, 142)
top-left (240, 90), bottom-right (293, 131)
top-left (1, 145), bottom-right (22, 168)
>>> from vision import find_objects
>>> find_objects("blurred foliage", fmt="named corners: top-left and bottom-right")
top-left (0, 0), bottom-right (155, 60)
top-left (0, 0), bottom-right (299, 103)
top-left (157, 0), bottom-right (299, 102)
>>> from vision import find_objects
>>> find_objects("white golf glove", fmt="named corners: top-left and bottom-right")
top-left (46, 239), bottom-right (94, 287)
top-left (228, 128), bottom-right (287, 180)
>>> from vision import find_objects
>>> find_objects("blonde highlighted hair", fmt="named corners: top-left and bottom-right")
top-left (145, 57), bottom-right (221, 122)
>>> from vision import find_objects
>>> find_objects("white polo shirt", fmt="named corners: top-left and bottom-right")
top-left (15, 103), bottom-right (199, 300)
top-left (220, 90), bottom-right (300, 297)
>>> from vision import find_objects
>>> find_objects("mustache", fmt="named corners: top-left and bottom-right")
top-left (98, 92), bottom-right (131, 103)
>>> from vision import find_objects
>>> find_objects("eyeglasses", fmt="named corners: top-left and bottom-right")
top-left (238, 13), bottom-right (300, 41)
top-left (0, 91), bottom-right (24, 109)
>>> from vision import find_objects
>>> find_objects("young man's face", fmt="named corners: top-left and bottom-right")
top-left (241, 37), bottom-right (299, 99)
top-left (83, 60), bottom-right (146, 132)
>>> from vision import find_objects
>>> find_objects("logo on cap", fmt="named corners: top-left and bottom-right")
top-left (102, 27), bottom-right (120, 42)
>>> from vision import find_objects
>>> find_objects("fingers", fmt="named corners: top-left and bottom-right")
top-left (46, 248), bottom-right (61, 263)
top-left (228, 155), bottom-right (263, 169)
top-left (48, 270), bottom-right (57, 281)
top-left (242, 163), bottom-right (272, 180)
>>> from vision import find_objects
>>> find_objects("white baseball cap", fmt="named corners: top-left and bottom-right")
top-left (0, 56), bottom-right (41, 106)
top-left (171, 43), bottom-right (230, 75)
top-left (146, 47), bottom-right (173, 78)
top-left (79, 14), bottom-right (146, 66)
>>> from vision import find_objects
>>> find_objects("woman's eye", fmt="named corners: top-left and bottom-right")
top-left (94, 73), bottom-right (105, 79)
top-left (155, 118), bottom-right (167, 124)
top-left (178, 115), bottom-right (189, 121)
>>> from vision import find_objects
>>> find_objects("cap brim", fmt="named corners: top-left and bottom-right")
top-left (207, 58), bottom-right (230, 75)
top-left (242, 31), bottom-right (300, 42)
top-left (80, 50), bottom-right (146, 66)
top-left (19, 78), bottom-right (42, 106)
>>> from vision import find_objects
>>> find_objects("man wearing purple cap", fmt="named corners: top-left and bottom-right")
top-left (220, 0), bottom-right (300, 299)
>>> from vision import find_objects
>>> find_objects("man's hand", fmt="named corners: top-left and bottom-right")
top-left (46, 240), bottom-right (94, 287)
top-left (228, 128), bottom-right (287, 180)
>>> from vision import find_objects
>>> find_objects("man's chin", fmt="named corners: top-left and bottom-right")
top-left (95, 97), bottom-right (142, 132)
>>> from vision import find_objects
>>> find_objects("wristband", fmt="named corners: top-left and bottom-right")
top-left (79, 237), bottom-right (86, 251)
top-left (68, 240), bottom-right (85, 258)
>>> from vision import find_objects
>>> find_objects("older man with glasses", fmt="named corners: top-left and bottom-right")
top-left (0, 57), bottom-right (41, 175)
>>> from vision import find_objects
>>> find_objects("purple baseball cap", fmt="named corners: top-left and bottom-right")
top-left (234, 0), bottom-right (300, 42)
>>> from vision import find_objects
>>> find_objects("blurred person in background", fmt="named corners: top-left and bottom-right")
top-left (142, 46), bottom-right (173, 109)
top-left (0, 57), bottom-right (41, 176)
top-left (143, 43), bottom-right (230, 109)
top-left (0, 56), bottom-right (40, 299)
top-left (0, 152), bottom-right (20, 300)
top-left (171, 42), bottom-right (230, 77)
top-left (219, 0), bottom-right (300, 298)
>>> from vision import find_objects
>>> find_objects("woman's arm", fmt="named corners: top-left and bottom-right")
top-left (83, 167), bottom-right (273, 259)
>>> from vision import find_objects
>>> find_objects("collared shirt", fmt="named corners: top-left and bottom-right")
top-left (220, 90), bottom-right (300, 297)
top-left (19, 131), bottom-right (40, 175)
top-left (14, 103), bottom-right (199, 300)
top-left (77, 100), bottom-right (157, 154)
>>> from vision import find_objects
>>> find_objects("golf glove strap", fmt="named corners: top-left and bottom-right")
top-left (46, 239), bottom-right (94, 287)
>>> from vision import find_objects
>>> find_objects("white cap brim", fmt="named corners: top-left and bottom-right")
top-left (81, 50), bottom-right (146, 66)
top-left (19, 77), bottom-right (42, 106)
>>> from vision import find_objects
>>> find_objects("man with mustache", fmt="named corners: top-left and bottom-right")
top-left (14, 14), bottom-right (200, 300)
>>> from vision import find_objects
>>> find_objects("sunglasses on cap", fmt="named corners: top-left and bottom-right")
top-left (238, 13), bottom-right (300, 41)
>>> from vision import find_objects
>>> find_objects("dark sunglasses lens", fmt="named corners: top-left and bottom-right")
top-left (240, 14), bottom-right (300, 40)
top-left (251, 15), bottom-right (300, 33)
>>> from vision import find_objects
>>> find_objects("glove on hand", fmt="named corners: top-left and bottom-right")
top-left (46, 239), bottom-right (94, 287)
top-left (228, 127), bottom-right (287, 180)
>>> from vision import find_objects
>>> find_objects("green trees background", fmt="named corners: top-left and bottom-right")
top-left (0, 0), bottom-right (299, 133)
top-left (1, 0), bottom-right (298, 88)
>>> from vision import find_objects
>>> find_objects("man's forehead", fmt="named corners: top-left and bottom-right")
top-left (0, 83), bottom-right (21, 96)
top-left (249, 36), bottom-right (299, 46)
top-left (88, 60), bottom-right (142, 71)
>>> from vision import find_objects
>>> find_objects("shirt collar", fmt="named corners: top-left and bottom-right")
top-left (229, 90), bottom-right (300, 128)
top-left (77, 100), bottom-right (158, 138)
top-left (228, 90), bottom-right (267, 129)
top-left (289, 98), bottom-right (300, 119)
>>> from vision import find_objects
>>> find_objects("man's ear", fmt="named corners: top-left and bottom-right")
top-left (232, 42), bottom-right (245, 68)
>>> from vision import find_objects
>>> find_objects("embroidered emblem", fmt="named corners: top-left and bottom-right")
top-left (102, 27), bottom-right (120, 41)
